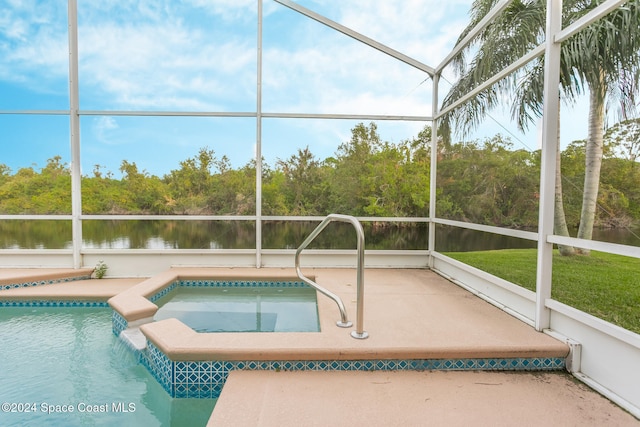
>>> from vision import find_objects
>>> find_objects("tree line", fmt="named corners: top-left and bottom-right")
top-left (441, 0), bottom-right (639, 255)
top-left (0, 122), bottom-right (638, 230)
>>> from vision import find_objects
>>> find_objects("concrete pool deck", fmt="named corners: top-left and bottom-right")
top-left (0, 267), bottom-right (637, 425)
top-left (209, 370), bottom-right (637, 426)
top-left (120, 267), bottom-right (569, 362)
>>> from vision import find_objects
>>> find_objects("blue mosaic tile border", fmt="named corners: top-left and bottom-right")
top-left (0, 274), bottom-right (92, 291)
top-left (112, 311), bottom-right (128, 336)
top-left (0, 300), bottom-right (108, 308)
top-left (177, 279), bottom-right (308, 289)
top-left (119, 278), bottom-right (566, 399)
top-left (140, 342), bottom-right (174, 396)
top-left (148, 281), bottom-right (179, 303)
top-left (147, 279), bottom-right (309, 304)
top-left (140, 354), bottom-right (565, 399)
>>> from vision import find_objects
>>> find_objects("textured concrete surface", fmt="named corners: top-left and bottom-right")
top-left (209, 370), bottom-right (639, 427)
top-left (138, 268), bottom-right (568, 361)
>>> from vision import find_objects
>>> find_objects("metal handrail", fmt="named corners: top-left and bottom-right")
top-left (295, 214), bottom-right (368, 339)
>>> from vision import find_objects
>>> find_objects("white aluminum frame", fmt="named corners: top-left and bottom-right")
top-left (0, 0), bottom-right (638, 417)
top-left (427, 0), bottom-right (639, 417)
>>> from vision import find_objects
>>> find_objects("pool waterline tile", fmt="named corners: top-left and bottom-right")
top-left (149, 279), bottom-right (311, 304)
top-left (147, 349), bottom-right (566, 399)
top-left (134, 332), bottom-right (567, 399)
top-left (0, 300), bottom-right (108, 308)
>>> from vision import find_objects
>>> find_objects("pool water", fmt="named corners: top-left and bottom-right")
top-left (0, 308), bottom-right (215, 427)
top-left (153, 287), bottom-right (320, 333)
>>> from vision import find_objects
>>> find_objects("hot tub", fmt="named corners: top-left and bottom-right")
top-left (153, 284), bottom-right (319, 333)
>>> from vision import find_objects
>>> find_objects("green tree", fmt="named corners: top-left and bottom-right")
top-left (35, 156), bottom-right (71, 213)
top-left (207, 160), bottom-right (256, 215)
top-left (164, 148), bottom-right (217, 214)
top-left (119, 160), bottom-right (169, 214)
top-left (276, 147), bottom-right (326, 215)
top-left (442, 0), bottom-right (640, 254)
top-left (0, 157), bottom-right (71, 214)
top-left (81, 164), bottom-right (121, 214)
top-left (167, 148), bottom-right (215, 198)
top-left (0, 164), bottom-right (11, 185)
top-left (605, 118), bottom-right (640, 163)
top-left (325, 122), bottom-right (381, 215)
top-left (602, 123), bottom-right (640, 221)
top-left (401, 126), bottom-right (432, 216)
top-left (437, 135), bottom-right (539, 226)
top-left (262, 167), bottom-right (288, 215)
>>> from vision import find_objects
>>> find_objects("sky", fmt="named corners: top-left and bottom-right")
top-left (0, 0), bottom-right (593, 178)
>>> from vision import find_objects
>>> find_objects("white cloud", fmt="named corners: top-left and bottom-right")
top-left (262, 31), bottom-right (433, 116)
top-left (0, 1), bottom-right (68, 88)
top-left (185, 0), bottom-right (256, 20)
top-left (92, 116), bottom-right (120, 144)
top-left (0, 12), bottom-right (28, 41)
top-left (76, 4), bottom-right (257, 111)
top-left (297, 0), bottom-right (472, 64)
top-left (0, 1), bottom-right (473, 115)
top-left (258, 1), bottom-right (476, 120)
top-left (1, 0), bottom-right (485, 173)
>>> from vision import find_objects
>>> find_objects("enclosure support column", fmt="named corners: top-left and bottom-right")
top-left (68, 0), bottom-right (82, 269)
top-left (535, 0), bottom-right (563, 331)
top-left (428, 73), bottom-right (440, 267)
top-left (255, 0), bottom-right (264, 268)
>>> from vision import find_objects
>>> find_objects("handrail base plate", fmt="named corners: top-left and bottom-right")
top-left (351, 331), bottom-right (369, 340)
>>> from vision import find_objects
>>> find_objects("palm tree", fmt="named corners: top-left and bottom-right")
top-left (441, 0), bottom-right (640, 255)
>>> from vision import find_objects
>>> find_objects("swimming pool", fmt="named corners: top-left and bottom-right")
top-left (0, 307), bottom-right (215, 426)
top-left (153, 286), bottom-right (319, 333)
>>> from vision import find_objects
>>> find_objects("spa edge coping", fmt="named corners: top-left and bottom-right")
top-left (0, 267), bottom-right (94, 286)
top-left (109, 267), bottom-right (569, 363)
top-left (139, 317), bottom-right (570, 362)
top-left (107, 267), bottom-right (317, 323)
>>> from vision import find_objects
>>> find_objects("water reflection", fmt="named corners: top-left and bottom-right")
top-left (435, 226), bottom-right (537, 252)
top-left (82, 220), bottom-right (256, 250)
top-left (0, 219), bottom-right (638, 251)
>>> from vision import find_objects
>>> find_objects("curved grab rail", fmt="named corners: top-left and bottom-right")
top-left (295, 214), bottom-right (368, 339)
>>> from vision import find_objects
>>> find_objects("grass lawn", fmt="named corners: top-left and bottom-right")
top-left (443, 249), bottom-right (640, 334)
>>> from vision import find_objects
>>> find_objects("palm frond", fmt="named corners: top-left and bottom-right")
top-left (441, 0), bottom-right (640, 141)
